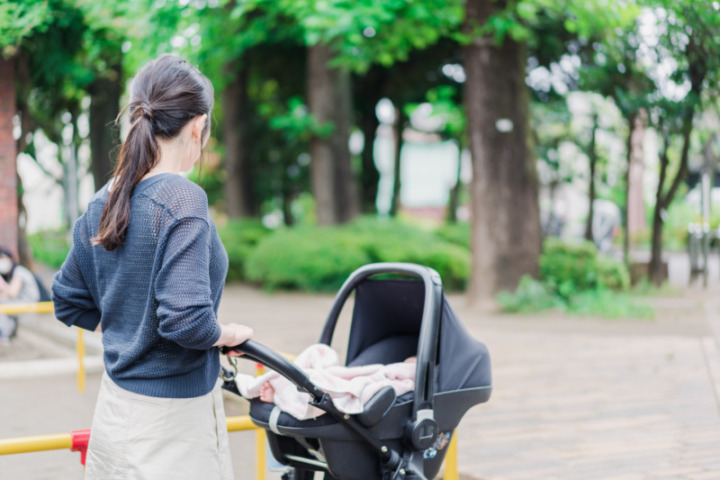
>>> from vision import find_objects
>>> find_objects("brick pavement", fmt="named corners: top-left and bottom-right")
top-left (2, 283), bottom-right (720, 479)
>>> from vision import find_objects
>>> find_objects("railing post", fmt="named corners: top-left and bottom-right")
top-left (76, 328), bottom-right (85, 393)
top-left (70, 430), bottom-right (90, 466)
top-left (255, 363), bottom-right (266, 480)
top-left (444, 433), bottom-right (459, 480)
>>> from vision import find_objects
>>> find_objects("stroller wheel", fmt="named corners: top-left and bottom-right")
top-left (281, 468), bottom-right (316, 480)
top-left (9, 317), bottom-right (18, 339)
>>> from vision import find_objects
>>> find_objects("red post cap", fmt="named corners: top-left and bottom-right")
top-left (70, 429), bottom-right (91, 466)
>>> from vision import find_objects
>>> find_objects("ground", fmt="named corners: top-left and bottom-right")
top-left (2, 280), bottom-right (720, 479)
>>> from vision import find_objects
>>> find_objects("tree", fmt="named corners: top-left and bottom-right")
top-left (307, 42), bottom-right (359, 224)
top-left (0, 55), bottom-right (19, 258)
top-left (0, 0), bottom-right (68, 261)
top-left (463, 0), bottom-right (541, 299)
top-left (268, 0), bottom-right (463, 224)
top-left (579, 16), bottom-right (655, 265)
top-left (73, 1), bottom-right (132, 190)
top-left (644, 1), bottom-right (720, 284)
top-left (462, 0), bottom-right (636, 300)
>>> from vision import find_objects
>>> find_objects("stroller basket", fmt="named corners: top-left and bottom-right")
top-left (223, 263), bottom-right (492, 480)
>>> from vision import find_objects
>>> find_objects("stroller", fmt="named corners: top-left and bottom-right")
top-left (222, 263), bottom-right (492, 480)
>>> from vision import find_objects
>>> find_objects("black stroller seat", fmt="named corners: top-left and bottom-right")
top-left (223, 263), bottom-right (492, 480)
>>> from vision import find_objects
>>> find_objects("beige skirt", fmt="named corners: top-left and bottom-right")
top-left (84, 373), bottom-right (234, 480)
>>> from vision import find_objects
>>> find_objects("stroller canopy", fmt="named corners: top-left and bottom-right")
top-left (345, 278), bottom-right (491, 394)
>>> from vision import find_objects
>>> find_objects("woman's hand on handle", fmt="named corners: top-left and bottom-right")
top-left (213, 323), bottom-right (253, 356)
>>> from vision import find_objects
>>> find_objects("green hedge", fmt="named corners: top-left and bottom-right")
top-left (216, 219), bottom-right (272, 282)
top-left (496, 276), bottom-right (564, 313)
top-left (27, 231), bottom-right (71, 269)
top-left (539, 238), bottom-right (629, 297)
top-left (244, 227), bottom-right (371, 291)
top-left (497, 238), bottom-right (642, 318)
top-left (434, 222), bottom-right (470, 250)
top-left (347, 218), bottom-right (470, 289)
top-left (539, 238), bottom-right (600, 296)
top-left (245, 218), bottom-right (470, 291)
top-left (596, 255), bottom-right (631, 290)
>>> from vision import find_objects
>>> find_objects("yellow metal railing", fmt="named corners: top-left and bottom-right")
top-left (0, 418), bottom-right (263, 456)
top-left (0, 301), bottom-right (55, 315)
top-left (0, 416), bottom-right (266, 478)
top-left (0, 433), bottom-right (73, 456)
top-left (0, 301), bottom-right (88, 391)
top-left (0, 422), bottom-right (456, 480)
top-left (0, 302), bottom-right (459, 479)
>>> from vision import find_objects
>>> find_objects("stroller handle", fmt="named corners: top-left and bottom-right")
top-left (319, 262), bottom-right (443, 414)
top-left (221, 340), bottom-right (323, 401)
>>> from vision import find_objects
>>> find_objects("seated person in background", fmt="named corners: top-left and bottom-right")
top-left (0, 248), bottom-right (41, 345)
top-left (234, 343), bottom-right (416, 420)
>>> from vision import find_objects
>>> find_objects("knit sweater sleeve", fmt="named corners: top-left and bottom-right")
top-left (155, 216), bottom-right (222, 350)
top-left (52, 243), bottom-right (101, 332)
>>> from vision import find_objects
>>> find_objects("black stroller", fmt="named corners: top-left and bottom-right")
top-left (222, 263), bottom-right (492, 480)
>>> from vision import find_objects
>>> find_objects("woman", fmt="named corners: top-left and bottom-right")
top-left (52, 55), bottom-right (252, 479)
top-left (0, 248), bottom-right (41, 345)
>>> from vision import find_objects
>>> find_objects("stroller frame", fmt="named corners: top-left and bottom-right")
top-left (223, 263), bottom-right (490, 480)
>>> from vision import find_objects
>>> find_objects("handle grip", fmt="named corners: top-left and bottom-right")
top-left (221, 340), bottom-right (323, 401)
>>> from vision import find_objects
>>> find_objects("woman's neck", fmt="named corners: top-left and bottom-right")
top-left (142, 135), bottom-right (188, 181)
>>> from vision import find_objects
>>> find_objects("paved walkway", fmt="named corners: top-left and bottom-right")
top-left (2, 279), bottom-right (720, 479)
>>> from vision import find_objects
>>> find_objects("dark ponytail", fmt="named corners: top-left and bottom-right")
top-left (92, 55), bottom-right (214, 251)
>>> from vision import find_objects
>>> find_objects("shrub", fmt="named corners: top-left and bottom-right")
top-left (244, 227), bottom-right (371, 291)
top-left (216, 219), bottom-right (271, 282)
top-left (596, 256), bottom-right (630, 290)
top-left (567, 290), bottom-right (654, 319)
top-left (496, 276), bottom-right (564, 313)
top-left (244, 218), bottom-right (471, 291)
top-left (347, 219), bottom-right (470, 290)
top-left (27, 231), bottom-right (71, 268)
top-left (497, 239), bottom-right (642, 318)
top-left (539, 238), bottom-right (599, 296)
top-left (434, 222), bottom-right (470, 250)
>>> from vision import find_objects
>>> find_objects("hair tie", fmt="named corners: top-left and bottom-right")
top-left (131, 101), bottom-right (154, 123)
top-left (139, 102), bottom-right (154, 121)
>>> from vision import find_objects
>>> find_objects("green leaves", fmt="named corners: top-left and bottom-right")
top-left (267, 97), bottom-right (335, 140)
top-left (0, 1), bottom-right (52, 57)
top-left (257, 0), bottom-right (463, 72)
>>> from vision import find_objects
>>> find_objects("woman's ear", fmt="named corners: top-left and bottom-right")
top-left (192, 114), bottom-right (208, 142)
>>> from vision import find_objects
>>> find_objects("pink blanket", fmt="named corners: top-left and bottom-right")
top-left (234, 344), bottom-right (415, 420)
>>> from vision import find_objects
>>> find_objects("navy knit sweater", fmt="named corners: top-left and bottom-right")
top-left (52, 173), bottom-right (228, 398)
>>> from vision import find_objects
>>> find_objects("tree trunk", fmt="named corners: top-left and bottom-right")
top-left (584, 115), bottom-right (598, 242)
top-left (0, 58), bottom-right (18, 259)
top-left (356, 70), bottom-right (384, 214)
top-left (649, 131), bottom-right (670, 286)
top-left (389, 104), bottom-right (405, 217)
top-left (622, 113), bottom-right (634, 265)
top-left (89, 54), bottom-right (122, 191)
top-left (649, 37), bottom-right (705, 285)
top-left (16, 173), bottom-right (32, 266)
top-left (223, 62), bottom-right (257, 218)
top-left (332, 65), bottom-right (359, 223)
top-left (649, 115), bottom-right (693, 285)
top-left (61, 109), bottom-right (81, 229)
top-left (649, 188), bottom-right (665, 285)
top-left (463, 0), bottom-right (541, 300)
top-left (446, 141), bottom-right (464, 224)
top-left (14, 51), bottom-right (33, 265)
top-left (359, 99), bottom-right (380, 214)
top-left (308, 43), bottom-right (359, 225)
top-left (627, 110), bottom-right (647, 241)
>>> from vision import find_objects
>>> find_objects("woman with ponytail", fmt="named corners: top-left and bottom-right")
top-left (52, 55), bottom-right (251, 479)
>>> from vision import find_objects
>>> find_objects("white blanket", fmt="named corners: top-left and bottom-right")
top-left (234, 343), bottom-right (415, 420)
